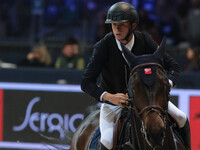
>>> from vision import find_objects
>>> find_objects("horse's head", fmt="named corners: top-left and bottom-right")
top-left (121, 38), bottom-right (170, 148)
top-left (131, 64), bottom-right (169, 148)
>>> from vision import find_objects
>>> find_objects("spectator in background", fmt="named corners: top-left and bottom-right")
top-left (95, 8), bottom-right (111, 42)
top-left (184, 45), bottom-right (200, 72)
top-left (185, 0), bottom-right (200, 44)
top-left (18, 44), bottom-right (52, 67)
top-left (55, 37), bottom-right (85, 70)
top-left (0, 1), bottom-right (9, 37)
top-left (177, 0), bottom-right (191, 41)
top-left (155, 0), bottom-right (181, 44)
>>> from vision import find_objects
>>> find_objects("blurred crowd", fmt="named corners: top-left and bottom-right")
top-left (16, 37), bottom-right (85, 70)
top-left (0, 0), bottom-right (200, 72)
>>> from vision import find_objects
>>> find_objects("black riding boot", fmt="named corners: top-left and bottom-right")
top-left (99, 143), bottom-right (109, 150)
top-left (180, 119), bottom-right (191, 150)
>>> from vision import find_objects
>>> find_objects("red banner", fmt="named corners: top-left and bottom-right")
top-left (190, 96), bottom-right (200, 150)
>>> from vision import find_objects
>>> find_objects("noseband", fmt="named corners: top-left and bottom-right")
top-left (139, 105), bottom-right (167, 148)
top-left (128, 63), bottom-right (168, 149)
top-left (139, 105), bottom-right (167, 121)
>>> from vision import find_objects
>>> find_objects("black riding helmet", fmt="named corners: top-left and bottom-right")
top-left (105, 2), bottom-right (139, 41)
top-left (105, 2), bottom-right (139, 24)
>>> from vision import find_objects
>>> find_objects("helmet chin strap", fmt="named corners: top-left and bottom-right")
top-left (123, 29), bottom-right (133, 42)
top-left (122, 24), bottom-right (134, 43)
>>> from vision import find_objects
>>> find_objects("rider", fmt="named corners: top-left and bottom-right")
top-left (81, 2), bottom-right (191, 150)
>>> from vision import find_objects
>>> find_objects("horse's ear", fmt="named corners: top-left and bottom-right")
top-left (120, 42), bottom-right (136, 67)
top-left (153, 37), bottom-right (166, 58)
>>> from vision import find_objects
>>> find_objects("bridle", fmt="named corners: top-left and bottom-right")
top-left (130, 62), bottom-right (165, 75)
top-left (139, 105), bottom-right (167, 149)
top-left (127, 62), bottom-right (169, 149)
top-left (139, 105), bottom-right (167, 124)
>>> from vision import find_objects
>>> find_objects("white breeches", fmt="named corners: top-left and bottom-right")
top-left (100, 103), bottom-right (121, 149)
top-left (99, 101), bottom-right (187, 149)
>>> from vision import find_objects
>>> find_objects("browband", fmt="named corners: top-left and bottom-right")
top-left (130, 63), bottom-right (164, 75)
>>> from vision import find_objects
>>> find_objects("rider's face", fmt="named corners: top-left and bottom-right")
top-left (112, 22), bottom-right (131, 43)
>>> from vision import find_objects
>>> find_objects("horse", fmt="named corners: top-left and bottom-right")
top-left (70, 38), bottom-right (187, 150)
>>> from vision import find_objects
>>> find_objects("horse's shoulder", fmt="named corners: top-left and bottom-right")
top-left (71, 110), bottom-right (100, 150)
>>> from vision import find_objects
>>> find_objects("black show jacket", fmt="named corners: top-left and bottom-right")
top-left (81, 31), bottom-right (180, 101)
